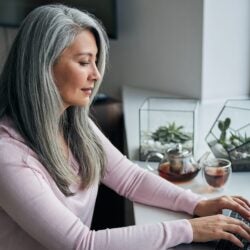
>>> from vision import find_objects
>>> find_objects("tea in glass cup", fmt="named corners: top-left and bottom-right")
top-left (203, 158), bottom-right (231, 189)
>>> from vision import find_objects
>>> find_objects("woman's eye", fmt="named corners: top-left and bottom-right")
top-left (79, 62), bottom-right (89, 66)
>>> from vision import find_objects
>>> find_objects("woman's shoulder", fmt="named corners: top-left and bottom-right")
top-left (0, 117), bottom-right (51, 181)
top-left (0, 116), bottom-right (34, 164)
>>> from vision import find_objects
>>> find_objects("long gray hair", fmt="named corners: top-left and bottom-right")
top-left (0, 4), bottom-right (109, 196)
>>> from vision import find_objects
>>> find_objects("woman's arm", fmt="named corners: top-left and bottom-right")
top-left (91, 120), bottom-right (204, 215)
top-left (92, 121), bottom-right (250, 248)
top-left (0, 141), bottom-right (193, 250)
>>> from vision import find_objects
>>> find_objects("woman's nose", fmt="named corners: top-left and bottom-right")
top-left (90, 63), bottom-right (101, 81)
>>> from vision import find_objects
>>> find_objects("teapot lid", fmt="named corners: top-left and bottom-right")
top-left (167, 144), bottom-right (191, 158)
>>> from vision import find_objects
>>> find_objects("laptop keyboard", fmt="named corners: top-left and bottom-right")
top-left (215, 210), bottom-right (250, 250)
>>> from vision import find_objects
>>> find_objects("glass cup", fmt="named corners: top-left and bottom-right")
top-left (202, 158), bottom-right (232, 189)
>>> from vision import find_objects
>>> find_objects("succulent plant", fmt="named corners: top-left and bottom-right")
top-left (151, 122), bottom-right (191, 145)
top-left (218, 118), bottom-right (231, 148)
top-left (229, 132), bottom-right (250, 147)
top-left (217, 117), bottom-right (250, 150)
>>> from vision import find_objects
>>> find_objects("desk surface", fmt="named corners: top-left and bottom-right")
top-left (134, 161), bottom-right (250, 226)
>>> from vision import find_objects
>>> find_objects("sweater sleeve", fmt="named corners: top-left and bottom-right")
top-left (0, 141), bottom-right (192, 250)
top-left (92, 121), bottom-right (205, 215)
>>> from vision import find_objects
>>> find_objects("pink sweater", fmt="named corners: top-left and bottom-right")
top-left (0, 117), bottom-right (203, 250)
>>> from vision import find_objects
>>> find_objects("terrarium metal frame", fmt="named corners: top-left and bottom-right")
top-left (205, 99), bottom-right (250, 172)
top-left (139, 97), bottom-right (198, 161)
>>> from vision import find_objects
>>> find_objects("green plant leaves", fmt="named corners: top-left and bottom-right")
top-left (217, 117), bottom-right (250, 149)
top-left (151, 122), bottom-right (191, 144)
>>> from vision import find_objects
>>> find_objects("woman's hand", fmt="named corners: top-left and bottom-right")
top-left (190, 195), bottom-right (250, 248)
top-left (189, 214), bottom-right (250, 248)
top-left (194, 195), bottom-right (250, 219)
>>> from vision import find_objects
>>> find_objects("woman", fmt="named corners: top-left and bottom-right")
top-left (0, 4), bottom-right (249, 250)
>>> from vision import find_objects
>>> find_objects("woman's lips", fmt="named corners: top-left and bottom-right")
top-left (81, 88), bottom-right (93, 96)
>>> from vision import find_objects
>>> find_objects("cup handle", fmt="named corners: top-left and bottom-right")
top-left (145, 152), bottom-right (164, 172)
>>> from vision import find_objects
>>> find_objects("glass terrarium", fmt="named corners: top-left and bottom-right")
top-left (206, 99), bottom-right (250, 171)
top-left (139, 97), bottom-right (199, 161)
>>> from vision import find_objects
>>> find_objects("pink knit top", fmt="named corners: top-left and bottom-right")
top-left (0, 117), bottom-right (203, 250)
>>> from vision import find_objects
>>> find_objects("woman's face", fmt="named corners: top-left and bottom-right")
top-left (53, 30), bottom-right (101, 110)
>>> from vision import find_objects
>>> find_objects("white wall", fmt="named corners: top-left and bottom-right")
top-left (0, 1), bottom-right (249, 101)
top-left (202, 0), bottom-right (250, 101)
top-left (102, 0), bottom-right (203, 99)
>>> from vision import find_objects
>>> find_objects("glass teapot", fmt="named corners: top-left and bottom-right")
top-left (146, 144), bottom-right (200, 182)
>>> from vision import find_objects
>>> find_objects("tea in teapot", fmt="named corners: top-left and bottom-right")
top-left (146, 144), bottom-right (200, 182)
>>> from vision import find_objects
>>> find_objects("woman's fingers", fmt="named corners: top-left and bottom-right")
top-left (194, 195), bottom-right (250, 219)
top-left (232, 197), bottom-right (248, 209)
top-left (232, 196), bottom-right (250, 207)
top-left (217, 196), bottom-right (250, 220)
top-left (192, 195), bottom-right (250, 247)
top-left (232, 196), bottom-right (250, 212)
top-left (189, 214), bottom-right (250, 248)
top-left (222, 219), bottom-right (250, 248)
top-left (225, 219), bottom-right (250, 238)
top-left (232, 197), bottom-right (250, 219)
top-left (220, 231), bottom-right (244, 248)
